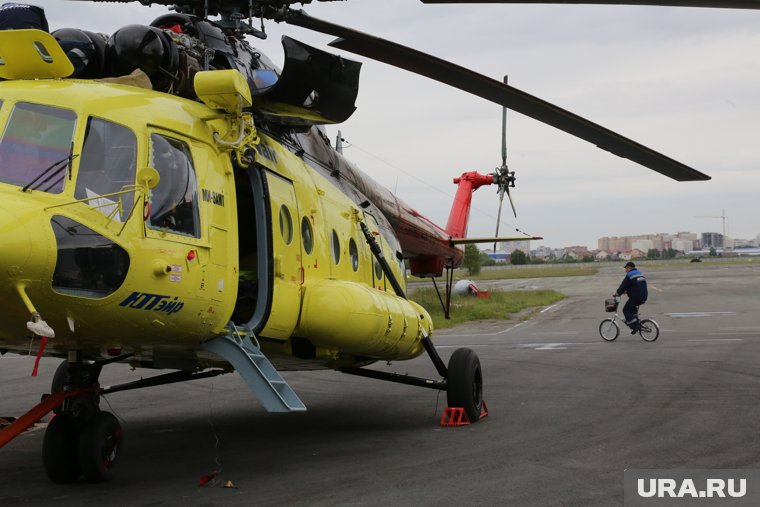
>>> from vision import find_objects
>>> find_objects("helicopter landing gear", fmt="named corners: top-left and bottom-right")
top-left (42, 413), bottom-right (81, 483)
top-left (354, 228), bottom-right (485, 422)
top-left (42, 408), bottom-right (124, 483)
top-left (77, 411), bottom-right (123, 482)
top-left (446, 348), bottom-right (483, 423)
top-left (0, 355), bottom-right (226, 483)
top-left (341, 345), bottom-right (486, 423)
top-left (42, 357), bottom-right (122, 483)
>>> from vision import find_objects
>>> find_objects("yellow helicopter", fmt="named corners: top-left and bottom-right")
top-left (0, 0), bottom-right (726, 483)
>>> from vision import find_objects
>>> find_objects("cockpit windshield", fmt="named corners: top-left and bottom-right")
top-left (0, 102), bottom-right (77, 193)
top-left (74, 117), bottom-right (137, 222)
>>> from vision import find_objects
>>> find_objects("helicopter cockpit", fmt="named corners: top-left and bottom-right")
top-left (74, 117), bottom-right (137, 222)
top-left (0, 102), bottom-right (76, 194)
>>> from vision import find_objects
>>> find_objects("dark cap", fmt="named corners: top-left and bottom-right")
top-left (624, 262), bottom-right (636, 269)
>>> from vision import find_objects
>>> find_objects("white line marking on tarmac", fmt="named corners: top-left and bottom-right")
top-left (689, 338), bottom-right (744, 342)
top-left (530, 331), bottom-right (579, 336)
top-left (518, 342), bottom-right (568, 350)
top-left (439, 321), bottom-right (525, 338)
top-left (436, 344), bottom-right (492, 349)
top-left (665, 312), bottom-right (738, 317)
top-left (540, 304), bottom-right (559, 313)
top-left (518, 342), bottom-right (600, 350)
top-left (492, 322), bottom-right (524, 336)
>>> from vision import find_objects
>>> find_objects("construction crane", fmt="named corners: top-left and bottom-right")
top-left (695, 209), bottom-right (729, 250)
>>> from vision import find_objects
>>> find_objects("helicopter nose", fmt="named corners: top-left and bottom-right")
top-left (0, 200), bottom-right (52, 279)
top-left (0, 202), bottom-right (32, 272)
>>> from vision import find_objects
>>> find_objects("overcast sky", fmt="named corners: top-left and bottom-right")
top-left (34, 0), bottom-right (760, 248)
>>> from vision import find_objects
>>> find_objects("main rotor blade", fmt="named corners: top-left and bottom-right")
top-left (493, 190), bottom-right (504, 252)
top-left (506, 186), bottom-right (517, 218)
top-left (420, 1), bottom-right (760, 9)
top-left (281, 10), bottom-right (709, 181)
top-left (501, 75), bottom-right (508, 167)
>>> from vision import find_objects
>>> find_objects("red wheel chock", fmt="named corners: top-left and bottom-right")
top-left (440, 401), bottom-right (489, 427)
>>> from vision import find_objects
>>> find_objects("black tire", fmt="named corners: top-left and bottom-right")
top-left (50, 360), bottom-right (70, 415)
top-left (51, 360), bottom-right (69, 393)
top-left (446, 348), bottom-right (483, 422)
top-left (639, 319), bottom-right (660, 342)
top-left (78, 411), bottom-right (123, 482)
top-left (43, 414), bottom-right (81, 483)
top-left (599, 318), bottom-right (620, 341)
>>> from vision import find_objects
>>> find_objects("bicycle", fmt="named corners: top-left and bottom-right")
top-left (599, 296), bottom-right (659, 342)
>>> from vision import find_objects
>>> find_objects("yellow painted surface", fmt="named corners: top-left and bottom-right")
top-left (0, 29), bottom-right (73, 79)
top-left (0, 58), bottom-right (432, 368)
top-left (194, 70), bottom-right (253, 112)
top-left (298, 279), bottom-right (429, 360)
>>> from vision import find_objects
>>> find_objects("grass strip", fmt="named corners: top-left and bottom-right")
top-left (411, 288), bottom-right (565, 329)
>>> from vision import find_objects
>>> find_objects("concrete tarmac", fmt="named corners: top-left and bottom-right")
top-left (1, 263), bottom-right (758, 505)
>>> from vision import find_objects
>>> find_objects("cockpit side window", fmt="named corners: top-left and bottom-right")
top-left (74, 117), bottom-right (137, 222)
top-left (148, 134), bottom-right (200, 238)
top-left (0, 102), bottom-right (76, 194)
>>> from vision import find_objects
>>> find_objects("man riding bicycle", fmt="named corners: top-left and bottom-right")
top-left (613, 261), bottom-right (648, 334)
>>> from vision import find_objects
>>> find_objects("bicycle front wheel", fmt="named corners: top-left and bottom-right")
top-left (599, 318), bottom-right (619, 341)
top-left (639, 319), bottom-right (660, 342)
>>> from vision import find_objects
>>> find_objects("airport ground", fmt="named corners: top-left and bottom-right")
top-left (1, 262), bottom-right (759, 506)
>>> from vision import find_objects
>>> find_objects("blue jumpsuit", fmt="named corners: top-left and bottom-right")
top-left (615, 268), bottom-right (648, 329)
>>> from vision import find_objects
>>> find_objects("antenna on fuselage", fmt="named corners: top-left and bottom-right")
top-left (336, 130), bottom-right (344, 154)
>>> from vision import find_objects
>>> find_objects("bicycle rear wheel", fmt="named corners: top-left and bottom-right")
top-left (639, 319), bottom-right (660, 342)
top-left (599, 318), bottom-right (619, 341)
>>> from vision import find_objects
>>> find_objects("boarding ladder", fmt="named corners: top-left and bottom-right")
top-left (202, 324), bottom-right (306, 412)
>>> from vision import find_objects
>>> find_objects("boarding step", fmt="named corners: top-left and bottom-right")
top-left (202, 324), bottom-right (306, 413)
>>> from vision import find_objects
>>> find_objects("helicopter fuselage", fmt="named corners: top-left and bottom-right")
top-left (0, 75), bottom-right (434, 371)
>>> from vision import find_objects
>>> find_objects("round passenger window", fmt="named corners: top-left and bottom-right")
top-left (349, 238), bottom-right (359, 272)
top-left (279, 205), bottom-right (293, 245)
top-left (301, 216), bottom-right (313, 254)
top-left (331, 230), bottom-right (340, 264)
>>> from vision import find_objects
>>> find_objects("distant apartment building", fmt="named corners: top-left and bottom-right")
top-left (599, 232), bottom-right (704, 254)
top-left (631, 239), bottom-right (654, 252)
top-left (598, 236), bottom-right (630, 251)
top-left (599, 234), bottom-right (666, 252)
top-left (532, 245), bottom-right (552, 258)
top-left (671, 238), bottom-right (695, 253)
top-left (701, 232), bottom-right (724, 249)
top-left (674, 232), bottom-right (698, 241)
top-left (563, 245), bottom-right (590, 260)
top-left (532, 245), bottom-right (565, 259)
top-left (500, 240), bottom-right (531, 253)
top-left (733, 237), bottom-right (756, 248)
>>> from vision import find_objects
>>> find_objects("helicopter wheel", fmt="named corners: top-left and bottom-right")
top-left (446, 348), bottom-right (483, 423)
top-left (50, 360), bottom-right (70, 415)
top-left (77, 411), bottom-right (123, 482)
top-left (42, 414), bottom-right (81, 483)
top-left (51, 359), bottom-right (69, 393)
